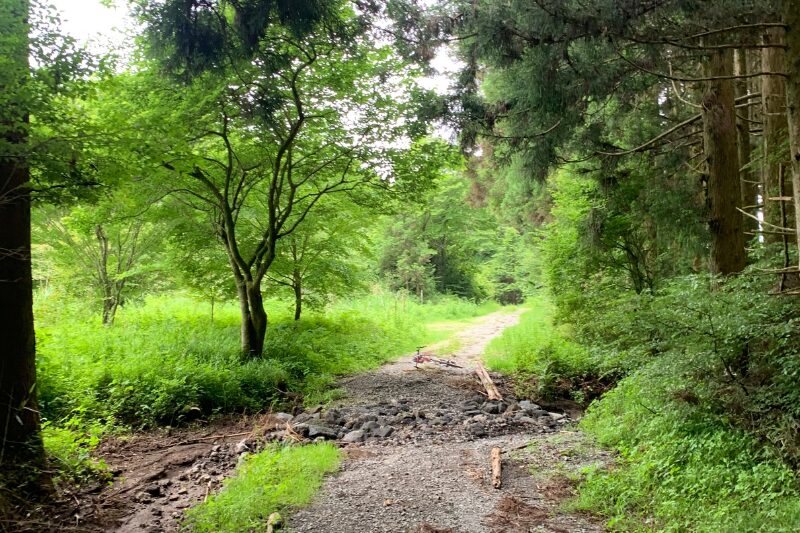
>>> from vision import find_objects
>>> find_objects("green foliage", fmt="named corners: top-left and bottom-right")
top-left (42, 422), bottom-right (110, 485)
top-left (184, 443), bottom-right (341, 532)
top-left (35, 291), bottom-right (495, 429)
top-left (483, 294), bottom-right (605, 404)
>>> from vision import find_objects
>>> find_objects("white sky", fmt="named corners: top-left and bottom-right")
top-left (50, 0), bottom-right (133, 50)
top-left (50, 0), bottom-right (459, 94)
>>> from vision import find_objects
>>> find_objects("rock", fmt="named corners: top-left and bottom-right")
top-left (530, 409), bottom-right (549, 417)
top-left (517, 416), bottom-right (537, 424)
top-left (414, 409), bottom-right (427, 419)
top-left (145, 483), bottom-right (162, 497)
top-left (481, 402), bottom-right (502, 414)
top-left (274, 412), bottom-right (293, 423)
top-left (360, 420), bottom-right (380, 432)
top-left (292, 423), bottom-right (310, 436)
top-left (395, 412), bottom-right (415, 424)
top-left (471, 414), bottom-right (488, 422)
top-left (235, 439), bottom-right (249, 454)
top-left (135, 491), bottom-right (153, 503)
top-left (548, 412), bottom-right (566, 421)
top-left (293, 412), bottom-right (320, 424)
top-left (519, 400), bottom-right (541, 412)
top-left (342, 430), bottom-right (366, 443)
top-left (308, 424), bottom-right (338, 440)
top-left (504, 401), bottom-right (521, 413)
top-left (373, 426), bottom-right (394, 438)
top-left (266, 511), bottom-right (283, 532)
top-left (463, 409), bottom-right (482, 417)
top-left (467, 423), bottom-right (487, 437)
top-left (211, 444), bottom-right (221, 452)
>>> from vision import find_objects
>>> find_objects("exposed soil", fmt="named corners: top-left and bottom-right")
top-left (13, 309), bottom-right (610, 532)
top-left (289, 309), bottom-right (610, 532)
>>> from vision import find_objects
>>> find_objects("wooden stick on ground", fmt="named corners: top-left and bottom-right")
top-left (475, 362), bottom-right (502, 401)
top-left (491, 447), bottom-right (502, 489)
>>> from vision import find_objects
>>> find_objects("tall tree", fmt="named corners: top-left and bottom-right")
top-left (0, 0), bottom-right (43, 490)
top-left (702, 45), bottom-right (746, 274)
top-left (785, 0), bottom-right (800, 267)
top-left (762, 25), bottom-right (789, 238)
top-left (123, 17), bottom-right (438, 356)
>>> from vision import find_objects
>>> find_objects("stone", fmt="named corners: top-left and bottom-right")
top-left (293, 412), bottom-right (320, 424)
top-left (519, 400), bottom-right (540, 412)
top-left (361, 420), bottom-right (380, 432)
top-left (211, 444), bottom-right (221, 452)
top-left (548, 412), bottom-right (566, 421)
top-left (145, 483), bottom-right (162, 497)
top-left (517, 416), bottom-right (537, 424)
top-left (235, 439), bottom-right (249, 454)
top-left (274, 412), bottom-right (293, 423)
top-left (373, 426), bottom-right (394, 438)
top-left (307, 424), bottom-right (338, 439)
top-left (504, 401), bottom-right (521, 413)
top-left (481, 402), bottom-right (502, 414)
top-left (342, 430), bottom-right (366, 443)
top-left (468, 424), bottom-right (487, 437)
top-left (292, 423), bottom-right (310, 436)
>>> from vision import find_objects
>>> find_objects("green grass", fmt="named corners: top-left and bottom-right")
top-left (184, 443), bottom-right (341, 532)
top-left (483, 294), bottom-right (596, 402)
top-left (576, 363), bottom-right (800, 532)
top-left (35, 290), bottom-right (498, 430)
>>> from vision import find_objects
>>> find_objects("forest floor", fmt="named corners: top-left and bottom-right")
top-left (32, 309), bottom-right (610, 532)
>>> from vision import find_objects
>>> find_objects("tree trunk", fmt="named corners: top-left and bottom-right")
top-left (734, 49), bottom-right (757, 233)
top-left (785, 0), bottom-right (800, 267)
top-left (236, 279), bottom-right (268, 357)
top-left (762, 26), bottom-right (789, 241)
top-left (702, 46), bottom-right (746, 275)
top-left (0, 0), bottom-right (45, 491)
top-left (293, 270), bottom-right (302, 321)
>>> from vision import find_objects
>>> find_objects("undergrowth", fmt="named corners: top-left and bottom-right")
top-left (36, 290), bottom-right (495, 431)
top-left (485, 276), bottom-right (800, 531)
top-left (483, 294), bottom-right (612, 404)
top-left (183, 443), bottom-right (341, 532)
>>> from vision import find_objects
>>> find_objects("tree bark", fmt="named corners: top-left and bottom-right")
top-left (762, 26), bottom-right (789, 241)
top-left (0, 0), bottom-right (45, 490)
top-left (236, 278), bottom-right (268, 357)
top-left (293, 269), bottom-right (302, 321)
top-left (702, 46), bottom-right (746, 275)
top-left (784, 0), bottom-right (800, 267)
top-left (734, 49), bottom-right (757, 233)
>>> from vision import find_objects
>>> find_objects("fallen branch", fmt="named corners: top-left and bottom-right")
top-left (475, 362), bottom-right (502, 401)
top-left (491, 447), bottom-right (502, 489)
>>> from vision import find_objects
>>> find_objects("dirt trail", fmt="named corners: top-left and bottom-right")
top-left (289, 309), bottom-right (608, 532)
top-left (33, 309), bottom-right (607, 533)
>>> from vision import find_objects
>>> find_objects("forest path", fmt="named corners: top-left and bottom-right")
top-left (56, 308), bottom-right (607, 533)
top-left (289, 308), bottom-right (608, 533)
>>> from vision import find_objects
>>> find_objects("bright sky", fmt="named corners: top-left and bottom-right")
top-left (50, 0), bottom-right (133, 49)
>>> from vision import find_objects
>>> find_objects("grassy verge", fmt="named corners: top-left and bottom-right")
top-left (482, 294), bottom-right (605, 404)
top-left (36, 290), bottom-right (497, 431)
top-left (484, 283), bottom-right (800, 531)
top-left (184, 443), bottom-right (341, 532)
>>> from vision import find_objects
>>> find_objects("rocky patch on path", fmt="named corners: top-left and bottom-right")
top-left (249, 394), bottom-right (568, 450)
